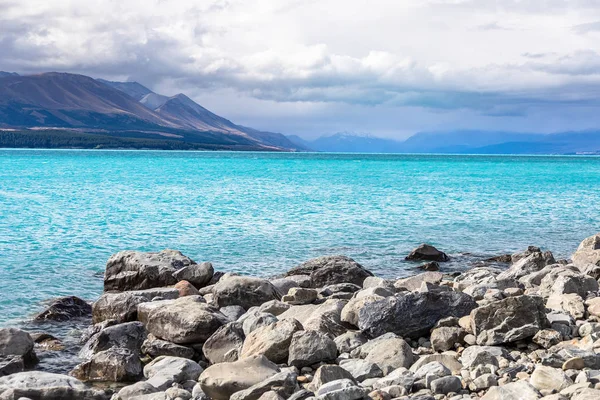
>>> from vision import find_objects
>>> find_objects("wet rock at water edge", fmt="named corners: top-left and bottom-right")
top-left (405, 244), bottom-right (450, 262)
top-left (34, 296), bottom-right (92, 322)
top-left (104, 249), bottom-right (196, 291)
top-left (213, 276), bottom-right (281, 309)
top-left (285, 255), bottom-right (373, 288)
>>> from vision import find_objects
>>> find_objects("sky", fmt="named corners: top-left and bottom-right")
top-left (1, 0), bottom-right (600, 139)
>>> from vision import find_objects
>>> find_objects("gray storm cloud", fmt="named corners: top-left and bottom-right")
top-left (1, 0), bottom-right (600, 137)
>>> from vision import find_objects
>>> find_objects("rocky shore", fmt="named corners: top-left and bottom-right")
top-left (2, 235), bottom-right (600, 400)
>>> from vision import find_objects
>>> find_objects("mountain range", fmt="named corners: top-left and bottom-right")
top-left (1, 71), bottom-right (600, 154)
top-left (0, 72), bottom-right (303, 151)
top-left (290, 131), bottom-right (600, 154)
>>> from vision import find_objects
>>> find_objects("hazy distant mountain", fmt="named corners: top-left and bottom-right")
top-left (0, 72), bottom-right (302, 151)
top-left (292, 130), bottom-right (600, 154)
top-left (289, 132), bottom-right (405, 153)
top-left (0, 72), bottom-right (18, 78)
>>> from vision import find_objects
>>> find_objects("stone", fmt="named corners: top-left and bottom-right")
top-left (339, 359), bottom-right (383, 381)
top-left (430, 375), bottom-right (461, 395)
top-left (172, 262), bottom-right (214, 288)
top-left (242, 312), bottom-right (279, 336)
top-left (33, 296), bottom-right (91, 322)
top-left (229, 371), bottom-right (297, 400)
top-left (312, 365), bottom-right (357, 391)
top-left (430, 327), bottom-right (466, 352)
top-left (334, 331), bottom-right (368, 354)
top-left (220, 305), bottom-right (247, 321)
top-left (145, 296), bottom-right (227, 344)
top-left (199, 355), bottom-right (280, 400)
top-left (471, 295), bottom-right (547, 345)
top-left (418, 262), bottom-right (440, 271)
top-left (341, 294), bottom-right (385, 327)
top-left (241, 318), bottom-right (303, 364)
top-left (572, 388), bottom-right (600, 400)
top-left (562, 357), bottom-right (586, 370)
top-left (282, 288), bottom-right (318, 305)
top-left (358, 291), bottom-right (477, 339)
top-left (405, 244), bottom-right (449, 262)
top-left (270, 278), bottom-right (300, 297)
top-left (394, 272), bottom-right (443, 292)
top-left (498, 251), bottom-right (556, 280)
top-left (70, 347), bottom-right (142, 382)
top-left (288, 330), bottom-right (337, 368)
top-left (258, 301), bottom-right (291, 316)
top-left (530, 365), bottom-right (573, 393)
top-left (481, 381), bottom-right (540, 400)
top-left (0, 371), bottom-right (108, 399)
top-left (364, 338), bottom-right (413, 375)
top-left (533, 329), bottom-right (562, 349)
top-left (104, 249), bottom-right (196, 291)
top-left (279, 299), bottom-right (347, 337)
top-left (213, 276), bottom-right (280, 309)
top-left (316, 379), bottom-right (367, 400)
top-left (549, 274), bottom-right (599, 298)
top-left (79, 321), bottom-right (146, 360)
top-left (469, 373), bottom-right (497, 391)
top-left (0, 328), bottom-right (37, 368)
top-left (372, 368), bottom-right (415, 391)
top-left (572, 233), bottom-right (600, 268)
top-left (410, 354), bottom-right (463, 374)
top-left (546, 293), bottom-right (585, 320)
top-left (144, 356), bottom-right (203, 391)
top-left (174, 280), bottom-right (200, 297)
top-left (92, 288), bottom-right (179, 323)
top-left (115, 381), bottom-right (159, 400)
top-left (203, 322), bottom-right (245, 364)
top-left (413, 361), bottom-right (451, 380)
top-left (285, 255), bottom-right (373, 288)
top-left (141, 334), bottom-right (195, 359)
top-left (460, 346), bottom-right (506, 369)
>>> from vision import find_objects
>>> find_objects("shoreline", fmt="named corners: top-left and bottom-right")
top-left (1, 236), bottom-right (600, 399)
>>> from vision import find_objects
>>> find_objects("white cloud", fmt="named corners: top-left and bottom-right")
top-left (1, 0), bottom-right (600, 137)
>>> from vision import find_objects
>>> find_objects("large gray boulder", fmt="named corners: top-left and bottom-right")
top-left (288, 331), bottom-right (337, 368)
top-left (471, 295), bottom-right (547, 345)
top-left (0, 371), bottom-right (108, 399)
top-left (79, 321), bottom-right (146, 360)
top-left (277, 299), bottom-right (347, 337)
top-left (364, 338), bottom-right (413, 374)
top-left (285, 256), bottom-right (373, 288)
top-left (34, 296), bottom-right (92, 322)
top-left (229, 371), bottom-right (297, 400)
top-left (172, 261), bottom-right (214, 288)
top-left (405, 244), bottom-right (449, 262)
top-left (104, 249), bottom-right (196, 291)
top-left (0, 328), bottom-right (37, 373)
top-left (481, 381), bottom-right (540, 400)
top-left (92, 288), bottom-right (179, 323)
top-left (497, 250), bottom-right (555, 280)
top-left (311, 365), bottom-right (357, 391)
top-left (70, 347), bottom-right (142, 382)
top-left (199, 355), bottom-right (280, 400)
top-left (572, 233), bottom-right (600, 267)
top-left (145, 296), bottom-right (228, 344)
top-left (213, 276), bottom-right (280, 309)
top-left (357, 291), bottom-right (477, 338)
top-left (202, 322), bottom-right (246, 364)
top-left (141, 334), bottom-right (195, 359)
top-left (143, 356), bottom-right (203, 391)
top-left (240, 318), bottom-right (303, 364)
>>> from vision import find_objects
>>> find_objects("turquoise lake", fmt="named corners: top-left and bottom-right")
top-left (1, 150), bottom-right (600, 325)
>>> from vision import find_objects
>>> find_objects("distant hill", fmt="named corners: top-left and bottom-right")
top-left (0, 72), bottom-right (19, 78)
top-left (292, 130), bottom-right (600, 154)
top-left (0, 72), bottom-right (303, 151)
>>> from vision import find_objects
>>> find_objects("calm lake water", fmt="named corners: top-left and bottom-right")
top-left (1, 150), bottom-right (600, 325)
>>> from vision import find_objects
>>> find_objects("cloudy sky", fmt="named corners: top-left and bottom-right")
top-left (2, 0), bottom-right (600, 139)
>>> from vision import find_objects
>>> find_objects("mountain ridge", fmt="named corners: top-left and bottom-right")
top-left (0, 72), bottom-right (303, 151)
